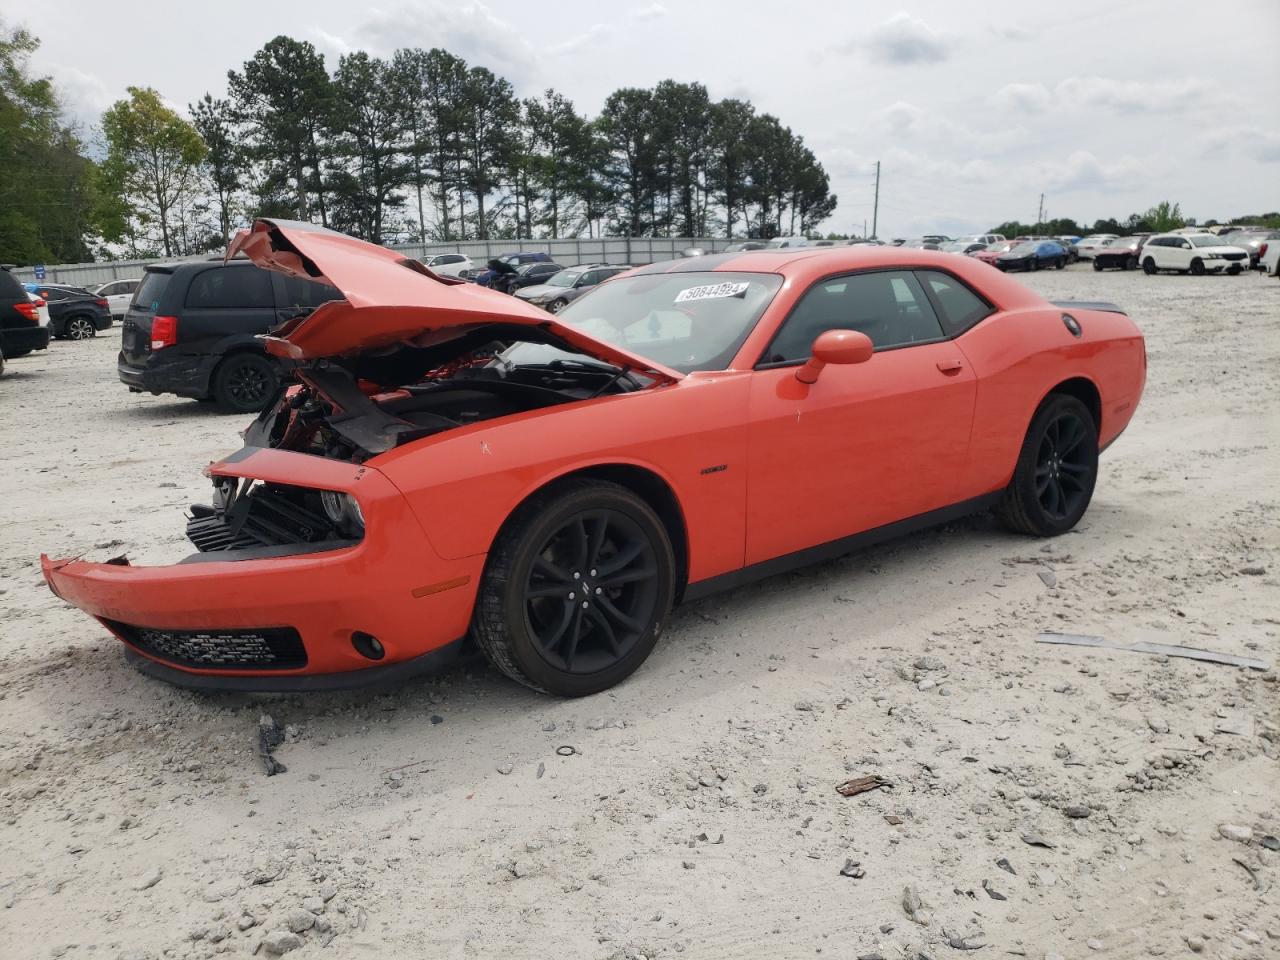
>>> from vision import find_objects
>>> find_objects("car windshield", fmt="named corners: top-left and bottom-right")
top-left (516, 262), bottom-right (545, 274)
top-left (1189, 235), bottom-right (1221, 247)
top-left (546, 270), bottom-right (582, 287)
top-left (502, 271), bottom-right (785, 373)
top-left (1008, 242), bottom-right (1038, 254)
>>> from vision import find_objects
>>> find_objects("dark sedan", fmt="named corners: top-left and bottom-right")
top-left (498, 260), bottom-right (563, 295)
top-left (25, 283), bottom-right (114, 340)
top-left (514, 264), bottom-right (629, 313)
top-left (996, 240), bottom-right (1068, 272)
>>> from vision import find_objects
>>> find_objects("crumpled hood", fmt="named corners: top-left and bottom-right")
top-left (226, 219), bottom-right (679, 382)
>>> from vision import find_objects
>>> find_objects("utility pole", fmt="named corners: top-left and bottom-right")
top-left (872, 161), bottom-right (880, 239)
top-left (1037, 193), bottom-right (1044, 228)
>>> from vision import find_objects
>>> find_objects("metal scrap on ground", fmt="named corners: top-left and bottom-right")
top-left (1036, 632), bottom-right (1270, 670)
top-left (836, 774), bottom-right (892, 797)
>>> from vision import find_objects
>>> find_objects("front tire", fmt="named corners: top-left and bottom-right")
top-left (1055, 256), bottom-right (1066, 270)
top-left (996, 394), bottom-right (1099, 537)
top-left (1093, 259), bottom-right (1104, 272)
top-left (1125, 256), bottom-right (1138, 271)
top-left (1030, 258), bottom-right (1040, 272)
top-left (547, 298), bottom-right (568, 314)
top-left (473, 480), bottom-right (675, 697)
top-left (1190, 258), bottom-right (1206, 276)
top-left (211, 353), bottom-right (278, 414)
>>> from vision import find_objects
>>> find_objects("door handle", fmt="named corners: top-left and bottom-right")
top-left (936, 359), bottom-right (964, 374)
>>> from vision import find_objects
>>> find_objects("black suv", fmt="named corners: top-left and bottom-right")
top-left (27, 284), bottom-right (113, 340)
top-left (0, 267), bottom-right (50, 359)
top-left (119, 259), bottom-right (339, 413)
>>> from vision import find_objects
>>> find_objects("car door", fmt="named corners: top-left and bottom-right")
top-left (1165, 237), bottom-right (1192, 270)
top-left (744, 269), bottom-right (977, 565)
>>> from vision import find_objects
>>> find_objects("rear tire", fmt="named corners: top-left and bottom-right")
top-left (1142, 257), bottom-right (1157, 275)
top-left (211, 353), bottom-right (278, 414)
top-left (472, 480), bottom-right (675, 697)
top-left (1055, 257), bottom-right (1066, 270)
top-left (1125, 256), bottom-right (1138, 271)
top-left (996, 394), bottom-right (1099, 537)
top-left (65, 315), bottom-right (96, 340)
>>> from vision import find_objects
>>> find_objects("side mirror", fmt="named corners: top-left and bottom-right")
top-left (795, 329), bottom-right (874, 384)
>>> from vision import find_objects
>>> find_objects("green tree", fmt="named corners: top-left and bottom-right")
top-left (102, 86), bottom-right (208, 257)
top-left (708, 99), bottom-right (755, 239)
top-left (0, 20), bottom-right (99, 264)
top-left (525, 89), bottom-right (590, 238)
top-left (456, 66), bottom-right (518, 239)
top-left (1144, 201), bottom-right (1185, 233)
top-left (228, 37), bottom-right (332, 223)
top-left (189, 93), bottom-right (243, 247)
top-left (326, 52), bottom-right (410, 243)
top-left (599, 88), bottom-right (660, 235)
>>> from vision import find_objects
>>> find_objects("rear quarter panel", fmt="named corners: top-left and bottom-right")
top-left (957, 306), bottom-right (1145, 498)
top-left (373, 373), bottom-right (752, 582)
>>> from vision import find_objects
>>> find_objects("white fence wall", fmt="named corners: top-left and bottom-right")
top-left (10, 237), bottom-right (734, 287)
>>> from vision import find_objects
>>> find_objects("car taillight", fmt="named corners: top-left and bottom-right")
top-left (95, 298), bottom-right (109, 307)
top-left (14, 301), bottom-right (37, 322)
top-left (1260, 243), bottom-right (1269, 258)
top-left (151, 315), bottom-right (178, 350)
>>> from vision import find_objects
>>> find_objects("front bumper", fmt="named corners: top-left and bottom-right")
top-left (41, 447), bottom-right (484, 689)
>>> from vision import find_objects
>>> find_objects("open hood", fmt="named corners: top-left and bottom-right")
top-left (226, 219), bottom-right (680, 383)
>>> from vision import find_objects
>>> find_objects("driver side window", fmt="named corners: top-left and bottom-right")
top-left (762, 270), bottom-right (945, 364)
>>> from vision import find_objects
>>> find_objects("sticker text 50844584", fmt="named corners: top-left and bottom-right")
top-left (674, 281), bottom-right (750, 304)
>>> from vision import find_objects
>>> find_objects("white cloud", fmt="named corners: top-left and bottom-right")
top-left (861, 13), bottom-right (951, 65)
top-left (52, 64), bottom-right (116, 130)
top-left (547, 23), bottom-right (617, 57)
top-left (1032, 150), bottom-right (1145, 193)
top-left (310, 26), bottom-right (354, 57)
top-left (1201, 125), bottom-right (1280, 163)
top-left (996, 76), bottom-right (1218, 115)
top-left (989, 23), bottom-right (1032, 41)
top-left (630, 3), bottom-right (668, 20)
top-left (353, 2), bottom-right (540, 87)
top-left (873, 100), bottom-right (1027, 153)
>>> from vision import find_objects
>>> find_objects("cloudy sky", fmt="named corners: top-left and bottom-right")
top-left (10, 0), bottom-right (1279, 237)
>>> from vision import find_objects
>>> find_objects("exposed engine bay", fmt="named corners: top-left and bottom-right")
top-left (244, 323), bottom-right (648, 464)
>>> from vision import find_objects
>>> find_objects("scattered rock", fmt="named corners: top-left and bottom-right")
top-left (132, 867), bottom-right (162, 891)
top-left (1038, 570), bottom-right (1057, 588)
top-left (839, 859), bottom-right (865, 879)
top-left (1239, 565), bottom-right (1266, 576)
top-left (260, 930), bottom-right (304, 955)
top-left (1146, 716), bottom-right (1170, 734)
top-left (1063, 805), bottom-right (1091, 819)
top-left (753, 783), bottom-right (768, 795)
top-left (285, 907), bottom-right (315, 933)
top-left (1218, 823), bottom-right (1253, 844)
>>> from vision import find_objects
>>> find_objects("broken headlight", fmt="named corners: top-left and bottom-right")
top-left (320, 490), bottom-right (365, 538)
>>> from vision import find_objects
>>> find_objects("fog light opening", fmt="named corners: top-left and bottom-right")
top-left (352, 631), bottom-right (385, 661)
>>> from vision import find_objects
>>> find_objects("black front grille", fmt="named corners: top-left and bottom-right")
top-left (187, 483), bottom-right (338, 552)
top-left (104, 620), bottom-right (307, 670)
top-left (1223, 253), bottom-right (1246, 261)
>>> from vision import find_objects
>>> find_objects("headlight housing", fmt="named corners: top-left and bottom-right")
top-left (1204, 253), bottom-right (1222, 260)
top-left (320, 490), bottom-right (365, 537)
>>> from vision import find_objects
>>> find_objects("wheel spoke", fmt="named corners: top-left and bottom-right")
top-left (1059, 417), bottom-right (1086, 455)
top-left (597, 540), bottom-right (643, 579)
top-left (527, 582), bottom-right (570, 599)
top-left (539, 600), bottom-right (575, 653)
top-left (600, 563), bottom-right (656, 589)
top-left (587, 606), bottom-right (620, 657)
top-left (562, 605), bottom-right (587, 670)
top-left (586, 516), bottom-right (607, 571)
top-left (569, 518), bottom-right (589, 571)
top-left (597, 594), bottom-right (643, 632)
top-left (534, 556), bottom-right (573, 585)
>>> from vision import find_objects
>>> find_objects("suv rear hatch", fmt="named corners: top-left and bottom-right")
top-left (121, 267), bottom-right (175, 364)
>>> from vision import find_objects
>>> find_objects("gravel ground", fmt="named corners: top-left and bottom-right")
top-left (1, 265), bottom-right (1277, 960)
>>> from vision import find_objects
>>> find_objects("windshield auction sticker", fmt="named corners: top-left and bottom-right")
top-left (674, 281), bottom-right (750, 303)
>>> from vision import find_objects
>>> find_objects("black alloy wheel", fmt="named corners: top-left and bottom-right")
top-left (473, 480), bottom-right (675, 696)
top-left (997, 393), bottom-right (1099, 536)
top-left (66, 315), bottom-right (96, 340)
top-left (1125, 256), bottom-right (1138, 270)
top-left (1093, 259), bottom-right (1104, 271)
top-left (212, 353), bottom-right (278, 414)
top-left (1055, 256), bottom-right (1066, 270)
top-left (1190, 258), bottom-right (1206, 276)
top-left (1142, 258), bottom-right (1157, 275)
top-left (1030, 257), bottom-right (1040, 272)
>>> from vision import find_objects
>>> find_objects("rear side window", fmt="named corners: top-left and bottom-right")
top-left (918, 271), bottom-right (994, 336)
top-left (0, 269), bottom-right (23, 299)
top-left (278, 275), bottom-right (342, 310)
top-left (134, 271), bottom-right (172, 312)
top-left (186, 267), bottom-right (274, 309)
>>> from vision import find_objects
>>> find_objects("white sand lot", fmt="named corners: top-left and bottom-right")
top-left (1, 266), bottom-right (1276, 959)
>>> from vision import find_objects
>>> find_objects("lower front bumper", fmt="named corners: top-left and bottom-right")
top-left (124, 639), bottom-right (466, 691)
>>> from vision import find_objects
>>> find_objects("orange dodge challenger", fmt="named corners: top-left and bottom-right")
top-left (42, 220), bottom-right (1146, 697)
